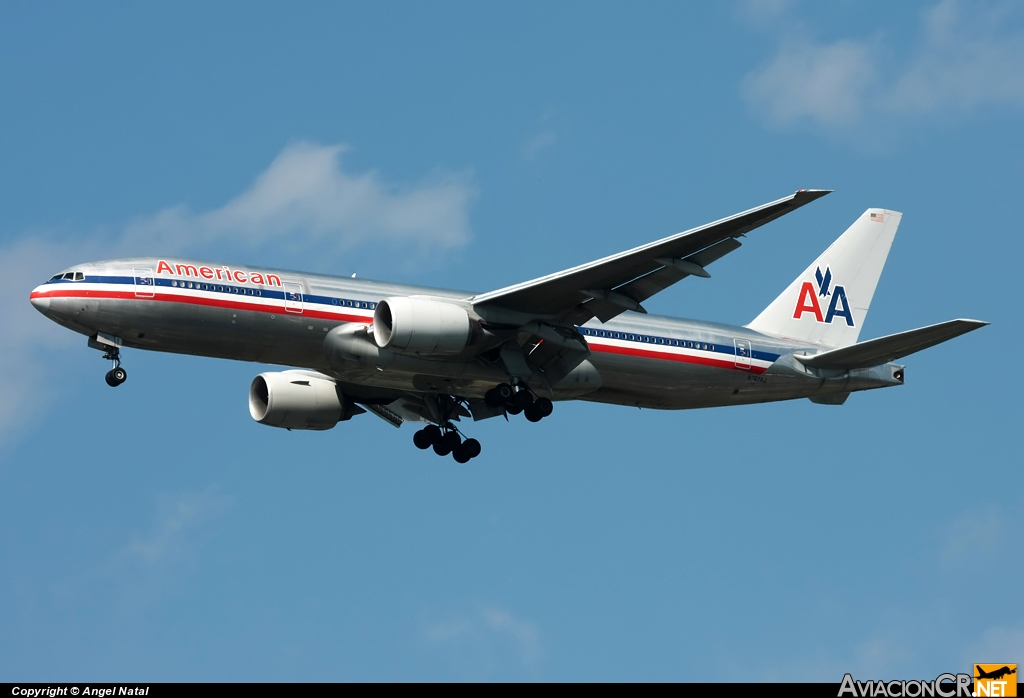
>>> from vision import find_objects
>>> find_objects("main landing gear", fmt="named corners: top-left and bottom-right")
top-left (413, 424), bottom-right (482, 463)
top-left (103, 347), bottom-right (127, 387)
top-left (410, 383), bottom-right (553, 462)
top-left (484, 383), bottom-right (553, 422)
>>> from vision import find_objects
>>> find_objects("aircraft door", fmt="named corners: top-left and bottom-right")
top-left (284, 282), bottom-right (304, 314)
top-left (133, 268), bottom-right (155, 298)
top-left (734, 338), bottom-right (752, 370)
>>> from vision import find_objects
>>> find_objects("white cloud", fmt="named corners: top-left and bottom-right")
top-left (0, 237), bottom-right (103, 442)
top-left (124, 487), bottom-right (233, 566)
top-left (964, 626), bottom-right (1024, 665)
top-left (887, 0), bottom-right (1024, 114)
top-left (741, 37), bottom-right (876, 128)
top-left (424, 605), bottom-right (542, 679)
top-left (940, 505), bottom-right (1003, 564)
top-left (740, 0), bottom-right (1024, 129)
top-left (735, 0), bottom-right (796, 26)
top-left (124, 142), bottom-right (475, 254)
top-left (0, 142), bottom-right (476, 441)
top-left (53, 487), bottom-right (234, 609)
top-left (479, 607), bottom-right (542, 665)
top-left (523, 129), bottom-right (557, 162)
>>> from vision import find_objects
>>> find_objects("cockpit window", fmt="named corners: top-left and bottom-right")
top-left (50, 271), bottom-right (85, 282)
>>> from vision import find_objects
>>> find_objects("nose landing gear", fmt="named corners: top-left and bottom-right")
top-left (103, 346), bottom-right (127, 387)
top-left (89, 334), bottom-right (127, 387)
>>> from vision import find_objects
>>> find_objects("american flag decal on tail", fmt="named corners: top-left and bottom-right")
top-left (870, 212), bottom-right (884, 222)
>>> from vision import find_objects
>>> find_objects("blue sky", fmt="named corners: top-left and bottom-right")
top-left (1, 0), bottom-right (1022, 681)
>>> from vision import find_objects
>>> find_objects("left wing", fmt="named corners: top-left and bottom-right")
top-left (794, 319), bottom-right (988, 370)
top-left (471, 189), bottom-right (830, 323)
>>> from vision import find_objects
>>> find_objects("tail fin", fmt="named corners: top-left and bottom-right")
top-left (746, 208), bottom-right (902, 349)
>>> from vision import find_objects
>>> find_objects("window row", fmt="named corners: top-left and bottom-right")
top-left (170, 280), bottom-right (264, 296)
top-left (330, 299), bottom-right (377, 310)
top-left (50, 272), bottom-right (85, 281)
top-left (578, 326), bottom-right (716, 352)
top-left (167, 279), bottom-right (378, 310)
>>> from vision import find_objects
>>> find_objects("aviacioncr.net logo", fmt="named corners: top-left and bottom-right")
top-left (838, 673), bottom-right (972, 697)
top-left (793, 265), bottom-right (854, 326)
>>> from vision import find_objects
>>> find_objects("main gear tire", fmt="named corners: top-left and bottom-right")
top-left (413, 429), bottom-right (433, 450)
top-left (462, 438), bottom-right (481, 459)
top-left (484, 388), bottom-right (503, 408)
top-left (423, 424), bottom-right (442, 445)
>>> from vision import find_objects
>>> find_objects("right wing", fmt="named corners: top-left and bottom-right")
top-left (471, 189), bottom-right (831, 324)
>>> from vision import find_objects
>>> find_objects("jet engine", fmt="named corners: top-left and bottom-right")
top-left (249, 371), bottom-right (348, 430)
top-left (372, 297), bottom-right (471, 356)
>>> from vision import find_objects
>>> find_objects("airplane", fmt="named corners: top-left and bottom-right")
top-left (976, 666), bottom-right (1016, 681)
top-left (28, 190), bottom-right (987, 462)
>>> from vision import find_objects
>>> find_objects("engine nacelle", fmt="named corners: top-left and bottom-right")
top-left (372, 297), bottom-right (471, 356)
top-left (249, 371), bottom-right (346, 430)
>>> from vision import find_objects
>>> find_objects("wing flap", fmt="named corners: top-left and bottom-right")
top-left (613, 237), bottom-right (743, 308)
top-left (795, 319), bottom-right (988, 370)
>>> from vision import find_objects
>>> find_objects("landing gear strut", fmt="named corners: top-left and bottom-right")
top-left (102, 347), bottom-right (127, 387)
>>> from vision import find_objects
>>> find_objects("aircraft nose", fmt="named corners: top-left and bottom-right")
top-left (29, 286), bottom-right (51, 313)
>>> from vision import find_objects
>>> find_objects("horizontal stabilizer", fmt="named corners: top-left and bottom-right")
top-left (795, 319), bottom-right (988, 370)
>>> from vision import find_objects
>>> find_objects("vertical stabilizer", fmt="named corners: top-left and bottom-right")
top-left (746, 209), bottom-right (901, 349)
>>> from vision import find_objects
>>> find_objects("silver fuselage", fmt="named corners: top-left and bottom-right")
top-left (29, 257), bottom-right (903, 409)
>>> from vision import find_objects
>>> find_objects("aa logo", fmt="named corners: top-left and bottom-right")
top-left (792, 266), bottom-right (855, 326)
top-left (975, 664), bottom-right (1017, 697)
